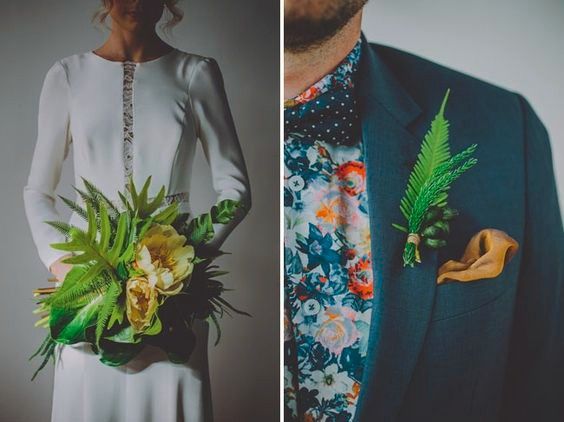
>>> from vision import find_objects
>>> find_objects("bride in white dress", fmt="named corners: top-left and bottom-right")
top-left (22, 1), bottom-right (251, 421)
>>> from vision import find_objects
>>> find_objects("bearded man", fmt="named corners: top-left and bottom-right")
top-left (283, 1), bottom-right (563, 421)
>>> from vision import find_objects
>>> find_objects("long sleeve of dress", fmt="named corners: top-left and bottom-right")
top-left (189, 57), bottom-right (252, 251)
top-left (23, 60), bottom-right (72, 270)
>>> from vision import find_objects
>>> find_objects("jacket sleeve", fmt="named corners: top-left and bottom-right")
top-left (500, 94), bottom-right (564, 421)
top-left (23, 60), bottom-right (72, 271)
top-left (188, 57), bottom-right (252, 251)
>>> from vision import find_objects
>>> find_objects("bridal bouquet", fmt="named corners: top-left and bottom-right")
top-left (30, 176), bottom-right (249, 380)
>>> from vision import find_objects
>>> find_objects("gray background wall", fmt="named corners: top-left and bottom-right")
top-left (0, 1), bottom-right (279, 421)
top-left (363, 0), bottom-right (564, 210)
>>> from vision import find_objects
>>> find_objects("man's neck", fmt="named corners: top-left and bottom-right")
top-left (284, 11), bottom-right (363, 100)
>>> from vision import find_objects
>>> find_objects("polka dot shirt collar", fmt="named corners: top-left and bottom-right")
top-left (284, 38), bottom-right (362, 109)
top-left (284, 39), bottom-right (363, 146)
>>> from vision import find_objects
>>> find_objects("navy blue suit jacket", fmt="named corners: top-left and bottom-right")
top-left (354, 36), bottom-right (564, 422)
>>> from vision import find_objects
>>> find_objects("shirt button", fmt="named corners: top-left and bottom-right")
top-left (302, 298), bottom-right (321, 316)
top-left (288, 174), bottom-right (305, 192)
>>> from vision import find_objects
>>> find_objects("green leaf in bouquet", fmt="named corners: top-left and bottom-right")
top-left (125, 176), bottom-right (169, 219)
top-left (118, 191), bottom-right (133, 214)
top-left (50, 223), bottom-right (122, 273)
top-left (50, 239), bottom-right (85, 252)
top-left (58, 195), bottom-right (88, 222)
top-left (95, 282), bottom-right (122, 346)
top-left (30, 334), bottom-right (54, 362)
top-left (45, 220), bottom-right (74, 238)
top-left (116, 261), bottom-right (129, 280)
top-left (143, 186), bottom-right (166, 216)
top-left (167, 352), bottom-right (189, 364)
top-left (106, 325), bottom-right (141, 344)
top-left (206, 270), bottom-right (229, 278)
top-left (208, 312), bottom-right (222, 346)
top-left (73, 187), bottom-right (103, 231)
top-left (192, 256), bottom-right (206, 265)
top-left (210, 199), bottom-right (242, 224)
top-left (45, 265), bottom-right (88, 298)
top-left (61, 253), bottom-right (95, 266)
top-left (185, 213), bottom-right (214, 246)
top-left (50, 294), bottom-right (102, 344)
top-left (108, 213), bottom-right (130, 265)
top-left (29, 334), bottom-right (57, 381)
top-left (86, 202), bottom-right (97, 241)
top-left (136, 176), bottom-right (151, 214)
top-left (97, 339), bottom-right (143, 367)
top-left (107, 294), bottom-right (125, 330)
top-left (213, 296), bottom-right (252, 318)
top-left (153, 202), bottom-right (179, 225)
top-left (98, 203), bottom-right (111, 251)
top-left (198, 248), bottom-right (229, 262)
top-left (143, 314), bottom-right (163, 337)
top-left (137, 216), bottom-right (155, 240)
top-left (128, 175), bottom-right (139, 204)
top-left (43, 262), bottom-right (108, 308)
top-left (125, 215), bottom-right (141, 246)
top-left (81, 177), bottom-right (120, 222)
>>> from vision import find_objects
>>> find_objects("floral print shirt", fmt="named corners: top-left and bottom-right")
top-left (284, 39), bottom-right (374, 421)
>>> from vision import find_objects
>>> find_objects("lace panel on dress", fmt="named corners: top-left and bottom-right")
top-left (122, 61), bottom-right (137, 186)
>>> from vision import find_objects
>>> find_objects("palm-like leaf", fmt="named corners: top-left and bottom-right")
top-left (153, 203), bottom-right (179, 225)
top-left (400, 89), bottom-right (451, 221)
top-left (125, 175), bottom-right (168, 219)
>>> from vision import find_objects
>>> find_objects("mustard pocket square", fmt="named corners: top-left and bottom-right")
top-left (437, 229), bottom-right (519, 284)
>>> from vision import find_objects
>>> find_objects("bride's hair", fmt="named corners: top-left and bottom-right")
top-left (92, 0), bottom-right (184, 33)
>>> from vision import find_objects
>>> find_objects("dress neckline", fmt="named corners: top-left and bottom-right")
top-left (89, 47), bottom-right (178, 65)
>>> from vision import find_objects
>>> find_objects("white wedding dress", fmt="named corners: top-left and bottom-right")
top-left (23, 47), bottom-right (251, 422)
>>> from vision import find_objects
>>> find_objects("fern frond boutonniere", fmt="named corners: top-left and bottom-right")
top-left (392, 89), bottom-right (478, 267)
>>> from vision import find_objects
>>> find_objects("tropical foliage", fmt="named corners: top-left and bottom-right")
top-left (30, 176), bottom-right (249, 380)
top-left (393, 89), bottom-right (478, 267)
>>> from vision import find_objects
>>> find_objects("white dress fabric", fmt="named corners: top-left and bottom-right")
top-left (23, 47), bottom-right (252, 422)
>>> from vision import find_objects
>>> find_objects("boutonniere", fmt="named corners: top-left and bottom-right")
top-left (392, 89), bottom-right (478, 267)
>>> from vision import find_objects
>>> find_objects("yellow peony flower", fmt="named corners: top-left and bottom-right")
top-left (125, 276), bottom-right (158, 333)
top-left (135, 224), bottom-right (195, 296)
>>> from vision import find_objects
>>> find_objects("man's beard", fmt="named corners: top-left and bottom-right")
top-left (285, 0), bottom-right (368, 53)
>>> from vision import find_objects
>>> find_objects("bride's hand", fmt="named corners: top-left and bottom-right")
top-left (49, 254), bottom-right (73, 284)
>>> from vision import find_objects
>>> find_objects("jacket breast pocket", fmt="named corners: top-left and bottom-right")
top-left (431, 270), bottom-right (515, 321)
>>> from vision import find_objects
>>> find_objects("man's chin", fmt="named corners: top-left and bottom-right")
top-left (284, 0), bottom-right (367, 53)
top-left (285, 25), bottom-right (341, 53)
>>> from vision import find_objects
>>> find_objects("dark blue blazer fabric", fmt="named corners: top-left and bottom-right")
top-left (353, 36), bottom-right (564, 422)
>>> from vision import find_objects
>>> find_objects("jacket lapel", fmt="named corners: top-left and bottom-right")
top-left (354, 36), bottom-right (440, 421)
